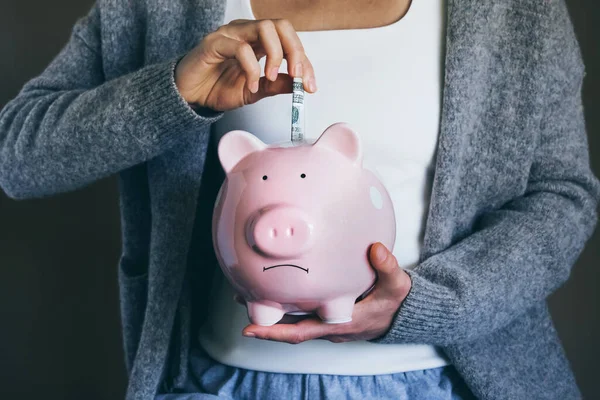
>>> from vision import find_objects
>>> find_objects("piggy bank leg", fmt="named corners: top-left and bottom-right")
top-left (317, 297), bottom-right (355, 324)
top-left (247, 301), bottom-right (285, 326)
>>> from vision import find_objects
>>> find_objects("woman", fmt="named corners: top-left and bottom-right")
top-left (0, 0), bottom-right (597, 399)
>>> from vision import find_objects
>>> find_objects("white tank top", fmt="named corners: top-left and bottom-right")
top-left (198, 0), bottom-right (450, 375)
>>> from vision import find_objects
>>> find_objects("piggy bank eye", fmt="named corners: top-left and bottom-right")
top-left (262, 175), bottom-right (268, 181)
top-left (300, 173), bottom-right (306, 179)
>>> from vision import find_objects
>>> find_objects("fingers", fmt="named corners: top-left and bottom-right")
top-left (245, 73), bottom-right (293, 104)
top-left (206, 34), bottom-right (261, 93)
top-left (272, 19), bottom-right (317, 92)
top-left (257, 20), bottom-right (284, 81)
top-left (243, 318), bottom-right (338, 344)
top-left (217, 19), bottom-right (317, 92)
top-left (219, 21), bottom-right (283, 81)
top-left (227, 19), bottom-right (250, 25)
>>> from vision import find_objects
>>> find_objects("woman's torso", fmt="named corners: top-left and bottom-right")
top-left (197, 0), bottom-right (450, 375)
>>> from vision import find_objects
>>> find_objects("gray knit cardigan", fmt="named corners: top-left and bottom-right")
top-left (1, 0), bottom-right (598, 399)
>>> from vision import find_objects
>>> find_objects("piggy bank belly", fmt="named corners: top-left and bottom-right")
top-left (222, 252), bottom-right (377, 325)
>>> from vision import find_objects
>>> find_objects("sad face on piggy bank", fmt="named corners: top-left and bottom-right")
top-left (212, 123), bottom-right (396, 326)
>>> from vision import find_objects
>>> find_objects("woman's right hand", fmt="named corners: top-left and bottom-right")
top-left (175, 19), bottom-right (317, 112)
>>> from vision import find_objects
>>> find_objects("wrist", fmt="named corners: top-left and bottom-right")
top-left (173, 55), bottom-right (219, 116)
top-left (174, 53), bottom-right (202, 107)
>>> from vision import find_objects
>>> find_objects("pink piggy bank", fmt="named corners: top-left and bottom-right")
top-left (212, 123), bottom-right (396, 326)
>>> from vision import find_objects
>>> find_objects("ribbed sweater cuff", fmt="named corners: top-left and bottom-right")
top-left (125, 58), bottom-right (223, 149)
top-left (369, 264), bottom-right (464, 345)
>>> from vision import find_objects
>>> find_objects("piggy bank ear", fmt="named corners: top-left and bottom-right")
top-left (314, 123), bottom-right (362, 165)
top-left (218, 130), bottom-right (267, 174)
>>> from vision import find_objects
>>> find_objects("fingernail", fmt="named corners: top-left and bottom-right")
top-left (250, 81), bottom-right (259, 93)
top-left (308, 77), bottom-right (317, 92)
top-left (243, 331), bottom-right (256, 337)
top-left (293, 62), bottom-right (303, 77)
top-left (374, 243), bottom-right (387, 263)
top-left (269, 67), bottom-right (279, 81)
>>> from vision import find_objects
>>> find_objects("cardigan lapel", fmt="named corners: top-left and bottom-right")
top-left (421, 0), bottom-right (463, 260)
top-left (420, 0), bottom-right (501, 260)
top-left (420, 0), bottom-right (543, 260)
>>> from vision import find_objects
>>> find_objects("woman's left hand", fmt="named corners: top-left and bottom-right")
top-left (241, 242), bottom-right (412, 344)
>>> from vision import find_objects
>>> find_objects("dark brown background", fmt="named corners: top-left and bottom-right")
top-left (0, 1), bottom-right (598, 399)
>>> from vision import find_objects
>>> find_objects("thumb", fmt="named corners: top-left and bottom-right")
top-left (369, 243), bottom-right (407, 293)
top-left (369, 242), bottom-right (398, 275)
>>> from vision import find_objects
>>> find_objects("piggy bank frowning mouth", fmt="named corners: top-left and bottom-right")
top-left (212, 123), bottom-right (396, 326)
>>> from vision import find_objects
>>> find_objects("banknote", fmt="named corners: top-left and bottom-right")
top-left (291, 77), bottom-right (305, 144)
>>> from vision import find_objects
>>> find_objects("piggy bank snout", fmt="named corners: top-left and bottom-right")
top-left (247, 206), bottom-right (314, 258)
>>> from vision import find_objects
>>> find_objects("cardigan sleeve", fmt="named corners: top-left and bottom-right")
top-left (0, 5), bottom-right (222, 200)
top-left (371, 0), bottom-right (600, 346)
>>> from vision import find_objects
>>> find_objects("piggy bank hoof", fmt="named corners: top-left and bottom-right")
top-left (316, 297), bottom-right (356, 324)
top-left (247, 301), bottom-right (285, 326)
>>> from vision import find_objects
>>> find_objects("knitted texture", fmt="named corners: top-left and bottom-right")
top-left (1, 1), bottom-right (598, 399)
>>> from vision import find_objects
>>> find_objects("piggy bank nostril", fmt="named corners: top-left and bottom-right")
top-left (249, 207), bottom-right (315, 257)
